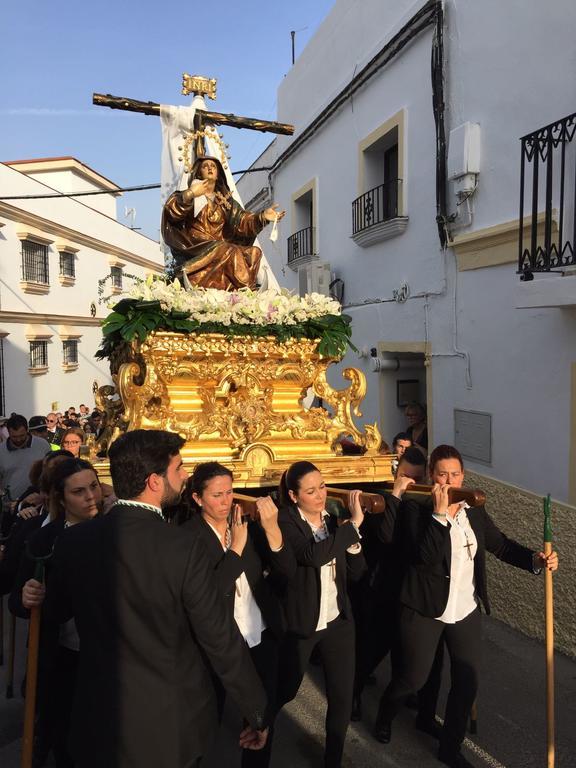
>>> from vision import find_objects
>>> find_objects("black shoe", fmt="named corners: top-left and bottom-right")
top-left (437, 749), bottom-right (474, 768)
top-left (351, 693), bottom-right (362, 722)
top-left (366, 673), bottom-right (377, 686)
top-left (416, 716), bottom-right (442, 740)
top-left (373, 714), bottom-right (392, 743)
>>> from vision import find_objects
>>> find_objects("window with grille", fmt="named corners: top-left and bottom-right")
top-left (111, 266), bottom-right (123, 289)
top-left (59, 251), bottom-right (75, 278)
top-left (29, 340), bottom-right (48, 369)
top-left (22, 240), bottom-right (49, 284)
top-left (63, 339), bottom-right (78, 365)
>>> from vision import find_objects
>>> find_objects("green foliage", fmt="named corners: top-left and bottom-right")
top-left (95, 299), bottom-right (356, 361)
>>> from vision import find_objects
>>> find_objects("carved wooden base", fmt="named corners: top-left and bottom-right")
top-left (95, 332), bottom-right (394, 487)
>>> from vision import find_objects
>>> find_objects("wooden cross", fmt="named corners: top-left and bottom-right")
top-left (93, 73), bottom-right (294, 159)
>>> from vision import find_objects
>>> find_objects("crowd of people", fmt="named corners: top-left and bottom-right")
top-left (0, 408), bottom-right (558, 768)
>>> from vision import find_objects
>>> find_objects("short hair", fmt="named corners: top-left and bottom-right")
top-left (399, 446), bottom-right (427, 469)
top-left (108, 430), bottom-right (185, 500)
top-left (61, 426), bottom-right (85, 443)
top-left (429, 444), bottom-right (464, 473)
top-left (7, 414), bottom-right (28, 431)
top-left (279, 460), bottom-right (319, 507)
top-left (48, 458), bottom-right (99, 520)
top-left (405, 402), bottom-right (426, 418)
top-left (392, 431), bottom-right (412, 447)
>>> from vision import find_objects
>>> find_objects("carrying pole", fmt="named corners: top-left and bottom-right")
top-left (543, 494), bottom-right (555, 768)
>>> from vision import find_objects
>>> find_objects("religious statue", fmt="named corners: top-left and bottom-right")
top-left (162, 156), bottom-right (285, 290)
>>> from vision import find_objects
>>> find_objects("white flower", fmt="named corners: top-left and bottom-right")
top-left (115, 276), bottom-right (342, 328)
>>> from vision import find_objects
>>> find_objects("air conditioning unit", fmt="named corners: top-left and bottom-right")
top-left (298, 261), bottom-right (332, 297)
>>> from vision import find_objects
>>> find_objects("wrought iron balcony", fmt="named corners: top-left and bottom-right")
top-left (518, 111), bottom-right (576, 278)
top-left (352, 179), bottom-right (402, 235)
top-left (287, 226), bottom-right (315, 264)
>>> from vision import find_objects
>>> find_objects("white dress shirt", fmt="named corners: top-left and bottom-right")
top-left (206, 521), bottom-right (266, 648)
top-left (298, 509), bottom-right (340, 632)
top-left (433, 503), bottom-right (479, 624)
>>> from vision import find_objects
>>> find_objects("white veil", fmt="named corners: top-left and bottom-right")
top-left (160, 98), bottom-right (279, 290)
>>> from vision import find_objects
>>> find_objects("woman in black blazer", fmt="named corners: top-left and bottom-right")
top-left (183, 462), bottom-right (294, 768)
top-left (11, 458), bottom-right (103, 768)
top-left (275, 461), bottom-right (366, 768)
top-left (375, 445), bottom-right (559, 768)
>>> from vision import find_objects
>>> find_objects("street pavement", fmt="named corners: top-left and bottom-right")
top-left (1, 608), bottom-right (575, 767)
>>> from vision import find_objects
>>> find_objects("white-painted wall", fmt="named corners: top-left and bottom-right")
top-left (0, 161), bottom-right (164, 418)
top-left (238, 0), bottom-right (576, 503)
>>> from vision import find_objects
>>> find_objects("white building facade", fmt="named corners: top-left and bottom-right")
top-left (0, 157), bottom-right (164, 417)
top-left (239, 0), bottom-right (576, 652)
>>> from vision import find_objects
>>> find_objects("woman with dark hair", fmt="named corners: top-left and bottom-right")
top-left (162, 155), bottom-right (284, 290)
top-left (374, 444), bottom-right (559, 768)
top-left (10, 458), bottom-right (103, 768)
top-left (0, 450), bottom-right (73, 596)
top-left (275, 461), bottom-right (366, 768)
top-left (182, 461), bottom-right (294, 768)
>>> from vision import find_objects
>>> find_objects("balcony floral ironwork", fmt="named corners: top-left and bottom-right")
top-left (352, 179), bottom-right (402, 235)
top-left (287, 226), bottom-right (315, 265)
top-left (518, 111), bottom-right (576, 279)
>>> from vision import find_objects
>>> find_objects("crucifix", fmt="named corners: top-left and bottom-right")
top-left (463, 531), bottom-right (474, 560)
top-left (93, 72), bottom-right (294, 155)
top-left (94, 74), bottom-right (294, 290)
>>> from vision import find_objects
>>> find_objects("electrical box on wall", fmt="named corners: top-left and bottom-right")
top-left (448, 122), bottom-right (481, 179)
top-left (298, 261), bottom-right (332, 297)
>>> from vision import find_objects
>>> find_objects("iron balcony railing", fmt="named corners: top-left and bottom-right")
top-left (518, 111), bottom-right (576, 278)
top-left (352, 179), bottom-right (402, 235)
top-left (287, 226), bottom-right (315, 264)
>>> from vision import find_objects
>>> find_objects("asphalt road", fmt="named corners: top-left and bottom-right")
top-left (1, 606), bottom-right (575, 767)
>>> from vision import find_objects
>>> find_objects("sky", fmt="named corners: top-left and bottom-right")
top-left (1, 0), bottom-right (336, 240)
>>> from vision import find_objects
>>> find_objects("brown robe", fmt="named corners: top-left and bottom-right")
top-left (162, 191), bottom-right (265, 290)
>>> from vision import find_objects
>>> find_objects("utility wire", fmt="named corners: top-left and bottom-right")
top-left (0, 166), bottom-right (273, 201)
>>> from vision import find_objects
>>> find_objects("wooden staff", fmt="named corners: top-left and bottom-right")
top-left (543, 494), bottom-right (555, 768)
top-left (325, 488), bottom-right (386, 514)
top-left (21, 552), bottom-right (51, 768)
top-left (379, 482), bottom-right (486, 508)
top-left (0, 595), bottom-right (4, 666)
top-left (234, 493), bottom-right (260, 522)
top-left (5, 611), bottom-right (16, 698)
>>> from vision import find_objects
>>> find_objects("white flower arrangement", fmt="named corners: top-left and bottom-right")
top-left (118, 274), bottom-right (342, 328)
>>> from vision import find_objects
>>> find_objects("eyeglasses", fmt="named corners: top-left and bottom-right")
top-left (62, 439), bottom-right (82, 446)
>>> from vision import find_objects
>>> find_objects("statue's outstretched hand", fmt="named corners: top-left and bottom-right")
top-left (262, 204), bottom-right (286, 222)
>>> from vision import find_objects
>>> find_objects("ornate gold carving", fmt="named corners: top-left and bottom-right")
top-left (182, 74), bottom-right (217, 99)
top-left (105, 332), bottom-right (392, 486)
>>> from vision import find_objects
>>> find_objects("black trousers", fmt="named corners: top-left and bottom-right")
top-left (379, 605), bottom-right (482, 757)
top-left (242, 629), bottom-right (278, 768)
top-left (34, 645), bottom-right (77, 768)
top-left (213, 628), bottom-right (278, 768)
top-left (276, 616), bottom-right (355, 768)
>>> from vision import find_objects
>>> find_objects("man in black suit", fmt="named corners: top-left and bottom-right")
top-left (49, 429), bottom-right (269, 768)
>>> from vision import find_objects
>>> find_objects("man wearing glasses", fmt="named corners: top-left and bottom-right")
top-left (45, 412), bottom-right (64, 445)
